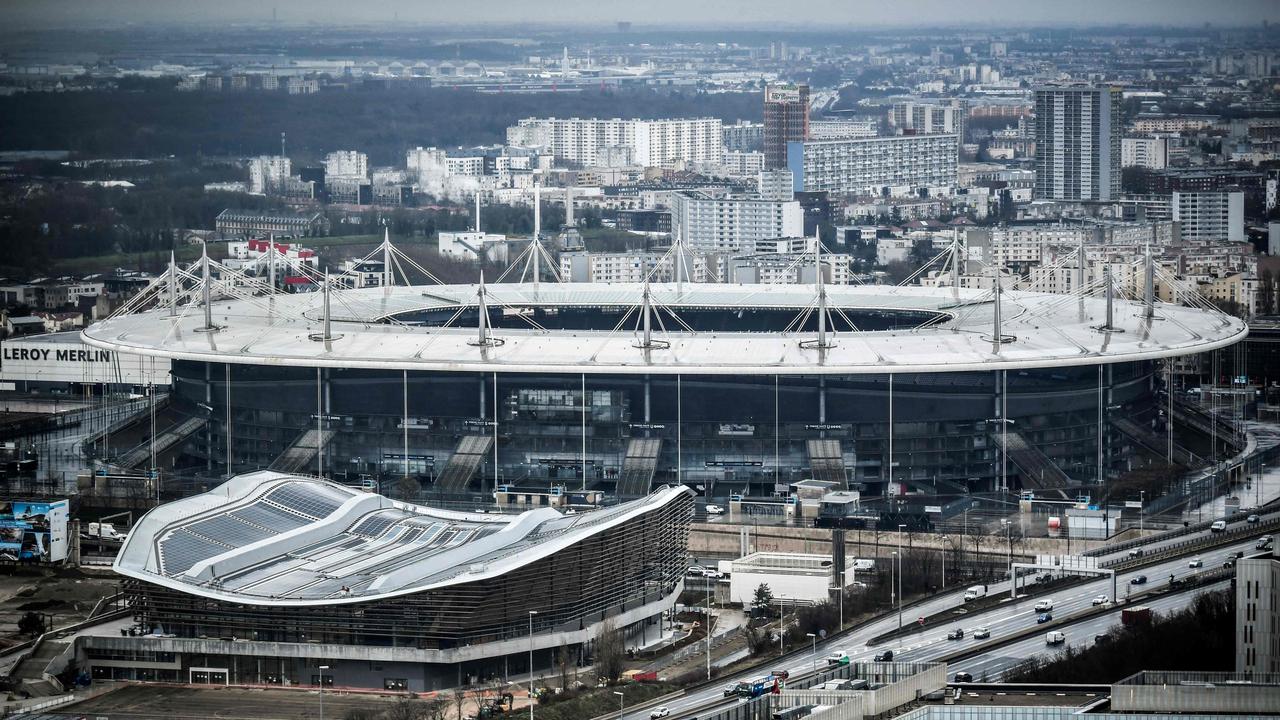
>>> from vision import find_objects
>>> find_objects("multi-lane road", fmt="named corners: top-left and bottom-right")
top-left (625, 512), bottom-right (1275, 720)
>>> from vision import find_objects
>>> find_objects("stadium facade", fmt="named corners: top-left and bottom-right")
top-left (94, 471), bottom-right (694, 689)
top-left (80, 277), bottom-right (1245, 511)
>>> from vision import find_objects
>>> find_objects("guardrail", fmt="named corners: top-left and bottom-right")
top-left (1102, 514), bottom-right (1280, 573)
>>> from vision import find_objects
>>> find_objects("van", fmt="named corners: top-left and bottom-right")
top-left (1210, 520), bottom-right (1227, 532)
top-left (1045, 631), bottom-right (1066, 645)
top-left (963, 585), bottom-right (986, 602)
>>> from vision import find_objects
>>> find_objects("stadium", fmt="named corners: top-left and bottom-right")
top-left (78, 249), bottom-right (1247, 512)
top-left (98, 470), bottom-right (694, 689)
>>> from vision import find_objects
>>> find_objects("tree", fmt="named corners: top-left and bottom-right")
top-left (450, 688), bottom-right (470, 720)
top-left (592, 616), bottom-right (625, 684)
top-left (556, 641), bottom-right (572, 692)
top-left (751, 583), bottom-right (775, 617)
top-left (17, 611), bottom-right (45, 637)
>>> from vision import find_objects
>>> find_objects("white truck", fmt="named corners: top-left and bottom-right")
top-left (963, 585), bottom-right (987, 602)
top-left (1045, 631), bottom-right (1066, 646)
top-left (85, 522), bottom-right (127, 542)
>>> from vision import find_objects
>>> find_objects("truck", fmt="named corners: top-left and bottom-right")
top-left (1121, 606), bottom-right (1152, 627)
top-left (1045, 631), bottom-right (1066, 646)
top-left (963, 585), bottom-right (987, 602)
top-left (86, 522), bottom-right (127, 541)
top-left (825, 650), bottom-right (850, 666)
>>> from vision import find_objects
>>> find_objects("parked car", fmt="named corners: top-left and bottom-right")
top-left (947, 628), bottom-right (965, 640)
top-left (1188, 558), bottom-right (1203, 568)
top-left (650, 707), bottom-right (671, 719)
top-left (1092, 595), bottom-right (1109, 606)
top-left (1130, 575), bottom-right (1148, 585)
top-left (1034, 599), bottom-right (1054, 612)
top-left (953, 672), bottom-right (973, 683)
top-left (873, 650), bottom-right (893, 662)
top-left (1037, 612), bottom-right (1053, 624)
top-left (973, 627), bottom-right (990, 639)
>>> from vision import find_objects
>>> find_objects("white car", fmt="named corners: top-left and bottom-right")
top-left (1091, 595), bottom-right (1109, 606)
top-left (687, 565), bottom-right (705, 576)
top-left (702, 568), bottom-right (724, 579)
top-left (705, 504), bottom-right (725, 515)
top-left (972, 626), bottom-right (990, 639)
top-left (650, 707), bottom-right (671, 719)
top-left (1034, 599), bottom-right (1054, 612)
top-left (1188, 558), bottom-right (1203, 568)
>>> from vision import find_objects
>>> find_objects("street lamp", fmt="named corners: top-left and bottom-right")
top-left (896, 524), bottom-right (906, 635)
top-left (318, 664), bottom-right (330, 720)
top-left (806, 632), bottom-right (818, 670)
top-left (705, 575), bottom-right (713, 681)
top-left (528, 610), bottom-right (538, 720)
top-left (1139, 491), bottom-right (1145, 536)
top-left (613, 690), bottom-right (624, 720)
top-left (940, 535), bottom-right (948, 589)
top-left (1001, 519), bottom-right (1013, 597)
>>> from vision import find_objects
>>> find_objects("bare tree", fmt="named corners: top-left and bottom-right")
top-left (593, 616), bottom-right (625, 684)
top-left (556, 640), bottom-right (571, 692)
top-left (450, 688), bottom-right (469, 720)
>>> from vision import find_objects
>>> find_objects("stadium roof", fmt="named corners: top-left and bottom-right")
top-left (82, 282), bottom-right (1245, 375)
top-left (114, 470), bottom-right (693, 605)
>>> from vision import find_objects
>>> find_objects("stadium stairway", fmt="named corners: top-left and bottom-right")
top-left (435, 435), bottom-right (494, 491)
top-left (617, 437), bottom-right (662, 496)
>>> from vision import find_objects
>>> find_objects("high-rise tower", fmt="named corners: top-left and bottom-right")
top-left (1033, 85), bottom-right (1122, 201)
top-left (764, 82), bottom-right (809, 170)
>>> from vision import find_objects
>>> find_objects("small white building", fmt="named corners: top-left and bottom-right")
top-left (438, 231), bottom-right (511, 264)
top-left (728, 552), bottom-right (861, 606)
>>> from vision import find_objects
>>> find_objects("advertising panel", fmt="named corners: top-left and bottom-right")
top-left (0, 499), bottom-right (70, 562)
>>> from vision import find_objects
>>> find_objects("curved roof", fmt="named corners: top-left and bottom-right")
top-left (114, 470), bottom-right (693, 606)
top-left (81, 282), bottom-right (1245, 375)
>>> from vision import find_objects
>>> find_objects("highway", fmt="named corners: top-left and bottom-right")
top-left (951, 580), bottom-right (1231, 681)
top-left (626, 527), bottom-right (1270, 720)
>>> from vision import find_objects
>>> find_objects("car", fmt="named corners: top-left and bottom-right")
top-left (1130, 575), bottom-right (1148, 585)
top-left (1188, 558), bottom-right (1203, 568)
top-left (687, 565), bottom-right (705, 576)
top-left (1094, 633), bottom-right (1111, 644)
top-left (1210, 520), bottom-right (1227, 532)
top-left (1127, 548), bottom-right (1145, 558)
top-left (705, 504), bottom-right (725, 515)
top-left (702, 568), bottom-right (724, 579)
top-left (873, 650), bottom-right (894, 662)
top-left (1257, 536), bottom-right (1273, 550)
top-left (1037, 612), bottom-right (1053, 624)
top-left (1034, 599), bottom-right (1054, 612)
top-left (650, 707), bottom-right (671, 719)
top-left (1091, 595), bottom-right (1109, 606)
top-left (723, 683), bottom-right (739, 697)
top-left (771, 669), bottom-right (790, 680)
top-left (953, 672), bottom-right (973, 683)
top-left (1224, 559), bottom-right (1236, 569)
top-left (947, 628), bottom-right (965, 640)
top-left (972, 627), bottom-right (990, 639)
top-left (1248, 514), bottom-right (1260, 524)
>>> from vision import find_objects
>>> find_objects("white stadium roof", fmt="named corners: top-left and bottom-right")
top-left (114, 470), bottom-right (693, 605)
top-left (82, 282), bottom-right (1245, 375)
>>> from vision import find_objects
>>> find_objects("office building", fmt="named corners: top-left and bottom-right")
top-left (890, 101), bottom-right (965, 138)
top-left (669, 190), bottom-right (804, 252)
top-left (1034, 85), bottom-right (1121, 201)
top-left (1172, 190), bottom-right (1245, 243)
top-left (722, 121), bottom-right (764, 152)
top-left (809, 119), bottom-right (878, 140)
top-left (785, 135), bottom-right (958, 196)
top-left (764, 83), bottom-right (810, 169)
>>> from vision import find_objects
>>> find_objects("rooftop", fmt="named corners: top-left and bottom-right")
top-left (114, 470), bottom-right (692, 605)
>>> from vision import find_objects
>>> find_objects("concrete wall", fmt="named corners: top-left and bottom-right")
top-left (1112, 681), bottom-right (1280, 715)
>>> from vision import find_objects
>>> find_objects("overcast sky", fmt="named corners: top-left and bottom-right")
top-left (4, 0), bottom-right (1278, 30)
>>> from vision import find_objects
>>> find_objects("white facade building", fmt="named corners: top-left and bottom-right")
top-left (669, 191), bottom-right (804, 253)
top-left (785, 135), bottom-right (958, 196)
top-left (1121, 137), bottom-right (1169, 170)
top-left (1238, 549), bottom-right (1280, 675)
top-left (324, 150), bottom-right (369, 180)
top-left (437, 231), bottom-right (511, 264)
top-left (507, 117), bottom-right (723, 168)
top-left (248, 155), bottom-right (292, 194)
top-left (1172, 191), bottom-right (1245, 243)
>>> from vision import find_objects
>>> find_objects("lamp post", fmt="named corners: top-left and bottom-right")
top-left (1139, 491), bottom-right (1145, 537)
top-left (940, 535), bottom-right (948, 589)
top-left (830, 569), bottom-right (845, 630)
top-left (613, 690), bottom-right (624, 720)
top-left (1001, 519), bottom-right (1013, 597)
top-left (318, 664), bottom-right (330, 720)
top-left (896, 524), bottom-right (906, 635)
top-left (986, 418), bottom-right (1015, 495)
top-left (807, 632), bottom-right (818, 671)
top-left (705, 578), bottom-right (712, 681)
top-left (528, 610), bottom-right (538, 720)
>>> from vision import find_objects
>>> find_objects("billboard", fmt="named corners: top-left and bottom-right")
top-left (0, 332), bottom-right (170, 387)
top-left (0, 499), bottom-right (70, 562)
